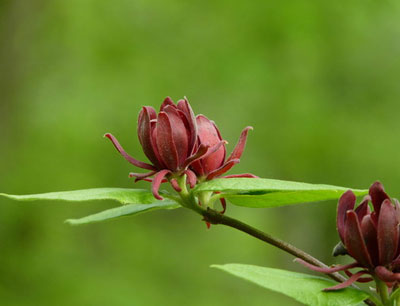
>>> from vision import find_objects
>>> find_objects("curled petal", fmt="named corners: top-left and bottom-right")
top-left (104, 133), bottom-right (156, 171)
top-left (219, 198), bottom-right (227, 214)
top-left (377, 199), bottom-right (399, 265)
top-left (185, 141), bottom-right (227, 170)
top-left (337, 190), bottom-right (356, 242)
top-left (170, 179), bottom-right (182, 192)
top-left (184, 144), bottom-right (208, 172)
top-left (344, 211), bottom-right (373, 268)
top-left (206, 159), bottom-right (240, 180)
top-left (227, 126), bottom-right (253, 162)
top-left (221, 173), bottom-right (259, 178)
top-left (129, 171), bottom-right (156, 182)
top-left (294, 258), bottom-right (359, 273)
top-left (152, 170), bottom-right (171, 200)
top-left (344, 270), bottom-right (373, 283)
top-left (156, 112), bottom-right (179, 171)
top-left (324, 271), bottom-right (369, 291)
top-left (184, 169), bottom-right (197, 188)
top-left (375, 266), bottom-right (400, 282)
top-left (369, 181), bottom-right (390, 215)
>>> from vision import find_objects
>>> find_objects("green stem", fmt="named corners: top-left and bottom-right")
top-left (376, 278), bottom-right (390, 305)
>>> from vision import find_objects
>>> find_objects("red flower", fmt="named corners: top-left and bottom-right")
top-left (296, 182), bottom-right (400, 291)
top-left (190, 115), bottom-right (257, 213)
top-left (105, 97), bottom-right (224, 200)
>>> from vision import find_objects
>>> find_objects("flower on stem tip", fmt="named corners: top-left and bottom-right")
top-left (190, 114), bottom-right (257, 214)
top-left (295, 182), bottom-right (400, 291)
top-left (105, 97), bottom-right (255, 203)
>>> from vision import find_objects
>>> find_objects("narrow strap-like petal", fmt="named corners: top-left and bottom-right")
top-left (344, 270), bottom-right (373, 283)
top-left (104, 133), bottom-right (156, 171)
top-left (226, 126), bottom-right (253, 162)
top-left (221, 173), bottom-right (259, 178)
top-left (375, 266), bottom-right (400, 282)
top-left (170, 179), bottom-right (182, 192)
top-left (369, 181), bottom-right (390, 215)
top-left (219, 198), bottom-right (227, 214)
top-left (294, 258), bottom-right (359, 273)
top-left (184, 169), bottom-right (197, 188)
top-left (377, 199), bottom-right (399, 265)
top-left (129, 171), bottom-right (156, 182)
top-left (152, 170), bottom-right (171, 200)
top-left (183, 141), bottom-right (227, 169)
top-left (344, 211), bottom-right (374, 268)
top-left (323, 271), bottom-right (369, 291)
top-left (206, 159), bottom-right (240, 180)
top-left (337, 190), bottom-right (356, 242)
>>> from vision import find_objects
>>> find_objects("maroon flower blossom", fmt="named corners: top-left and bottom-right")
top-left (296, 182), bottom-right (400, 291)
top-left (190, 115), bottom-right (257, 214)
top-left (105, 97), bottom-right (224, 200)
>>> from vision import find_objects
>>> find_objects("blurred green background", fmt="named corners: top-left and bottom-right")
top-left (1, 0), bottom-right (400, 305)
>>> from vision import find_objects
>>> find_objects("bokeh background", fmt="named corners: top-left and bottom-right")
top-left (1, 0), bottom-right (400, 305)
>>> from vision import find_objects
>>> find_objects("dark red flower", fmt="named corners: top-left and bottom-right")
top-left (190, 115), bottom-right (257, 214)
top-left (296, 182), bottom-right (400, 290)
top-left (105, 97), bottom-right (224, 200)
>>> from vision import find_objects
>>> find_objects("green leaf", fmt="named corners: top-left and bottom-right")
top-left (194, 178), bottom-right (368, 208)
top-left (66, 200), bottom-right (180, 225)
top-left (0, 188), bottom-right (164, 205)
top-left (0, 188), bottom-right (181, 225)
top-left (212, 264), bottom-right (371, 306)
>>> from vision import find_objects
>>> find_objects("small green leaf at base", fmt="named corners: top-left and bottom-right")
top-left (212, 264), bottom-right (371, 306)
top-left (194, 178), bottom-right (368, 208)
top-left (66, 201), bottom-right (180, 225)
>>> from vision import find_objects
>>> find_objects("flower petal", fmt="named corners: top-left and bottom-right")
top-left (104, 133), bottom-right (156, 171)
top-left (163, 105), bottom-right (189, 167)
top-left (375, 266), bottom-right (400, 282)
top-left (344, 211), bottom-right (373, 268)
top-left (177, 98), bottom-right (198, 154)
top-left (226, 126), bottom-right (253, 162)
top-left (323, 271), bottom-right (369, 291)
top-left (206, 159), bottom-right (240, 180)
top-left (360, 215), bottom-right (379, 266)
top-left (355, 196), bottom-right (370, 222)
top-left (184, 169), bottom-right (197, 188)
top-left (160, 96), bottom-right (175, 111)
top-left (377, 199), bottom-right (399, 265)
top-left (151, 170), bottom-right (171, 200)
top-left (337, 190), bottom-right (356, 242)
top-left (137, 106), bottom-right (164, 169)
top-left (195, 115), bottom-right (226, 173)
top-left (221, 173), bottom-right (259, 178)
top-left (369, 181), bottom-right (390, 215)
top-left (156, 112), bottom-right (179, 171)
top-left (129, 171), bottom-right (156, 182)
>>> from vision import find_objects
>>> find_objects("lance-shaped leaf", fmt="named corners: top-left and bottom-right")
top-left (0, 188), bottom-right (165, 205)
top-left (66, 200), bottom-right (180, 225)
top-left (212, 264), bottom-right (371, 306)
top-left (0, 188), bottom-right (181, 225)
top-left (194, 178), bottom-right (368, 208)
